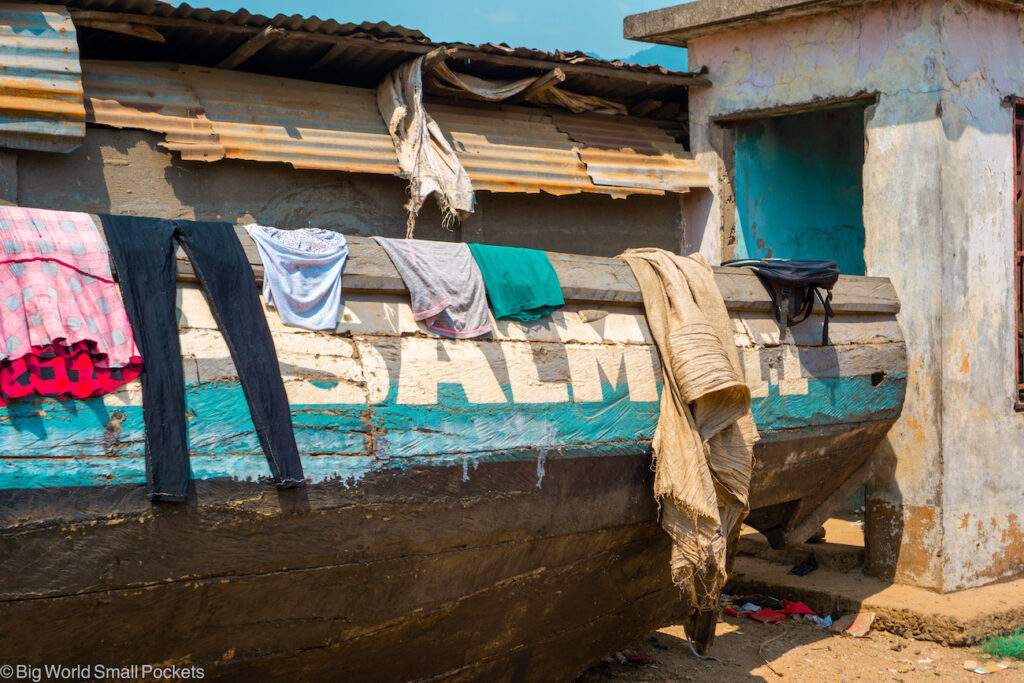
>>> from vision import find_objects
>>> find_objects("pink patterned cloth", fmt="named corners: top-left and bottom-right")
top-left (0, 207), bottom-right (139, 368)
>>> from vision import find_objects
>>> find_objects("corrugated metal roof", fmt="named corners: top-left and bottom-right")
top-left (81, 60), bottom-right (707, 196)
top-left (41, 0), bottom-right (701, 112)
top-left (551, 112), bottom-right (710, 192)
top-left (0, 2), bottom-right (85, 151)
top-left (56, 0), bottom-right (430, 42)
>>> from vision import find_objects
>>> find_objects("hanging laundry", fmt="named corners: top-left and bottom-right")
top-left (377, 55), bottom-right (475, 236)
top-left (0, 207), bottom-right (142, 402)
top-left (246, 224), bottom-right (348, 331)
top-left (99, 215), bottom-right (305, 503)
top-left (467, 243), bottom-right (565, 322)
top-left (618, 248), bottom-right (759, 616)
top-left (373, 237), bottom-right (492, 339)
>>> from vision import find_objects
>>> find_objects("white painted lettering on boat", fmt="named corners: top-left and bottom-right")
top-left (101, 289), bottom-right (849, 409)
top-left (396, 338), bottom-right (507, 405)
top-left (565, 344), bottom-right (659, 402)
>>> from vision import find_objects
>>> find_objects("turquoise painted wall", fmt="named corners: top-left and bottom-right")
top-left (734, 105), bottom-right (867, 275)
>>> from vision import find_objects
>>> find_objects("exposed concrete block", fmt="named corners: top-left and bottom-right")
top-left (0, 149), bottom-right (16, 206)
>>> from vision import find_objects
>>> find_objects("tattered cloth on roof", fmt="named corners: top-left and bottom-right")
top-left (377, 55), bottom-right (474, 237)
top-left (619, 248), bottom-right (759, 610)
top-left (428, 62), bottom-right (628, 116)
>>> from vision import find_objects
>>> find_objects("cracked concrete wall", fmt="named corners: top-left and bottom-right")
top-left (684, 0), bottom-right (1024, 591)
top-left (934, 1), bottom-right (1024, 591)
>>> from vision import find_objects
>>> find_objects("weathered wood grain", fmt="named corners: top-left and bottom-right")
top-left (0, 455), bottom-right (658, 599)
top-left (204, 538), bottom-right (681, 682)
top-left (748, 420), bottom-right (894, 510)
top-left (0, 526), bottom-right (668, 670)
top-left (158, 226), bottom-right (900, 312)
top-left (0, 456), bottom-right (681, 681)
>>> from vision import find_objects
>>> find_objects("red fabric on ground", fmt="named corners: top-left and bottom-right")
top-left (783, 600), bottom-right (817, 615)
top-left (750, 609), bottom-right (788, 623)
top-left (0, 340), bottom-right (142, 403)
top-left (729, 600), bottom-right (819, 624)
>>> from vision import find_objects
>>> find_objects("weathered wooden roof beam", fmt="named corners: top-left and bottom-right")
top-left (71, 16), bottom-right (165, 43)
top-left (217, 25), bottom-right (286, 69)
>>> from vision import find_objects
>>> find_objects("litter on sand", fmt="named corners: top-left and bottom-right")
top-left (789, 553), bottom-right (819, 576)
top-left (829, 612), bottom-right (875, 637)
top-left (963, 660), bottom-right (1010, 674)
top-left (724, 597), bottom-right (823, 625)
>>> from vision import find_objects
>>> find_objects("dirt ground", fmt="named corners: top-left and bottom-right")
top-left (576, 616), bottom-right (1018, 682)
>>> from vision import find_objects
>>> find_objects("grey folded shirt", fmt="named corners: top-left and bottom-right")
top-left (373, 237), bottom-right (492, 338)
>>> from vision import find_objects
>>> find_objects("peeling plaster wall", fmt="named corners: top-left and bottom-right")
top-left (685, 0), bottom-right (984, 590)
top-left (934, 1), bottom-right (1024, 591)
top-left (2, 127), bottom-right (685, 258)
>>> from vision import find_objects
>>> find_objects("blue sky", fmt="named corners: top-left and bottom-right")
top-left (176, 0), bottom-right (688, 66)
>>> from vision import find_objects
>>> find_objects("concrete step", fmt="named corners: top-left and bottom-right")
top-left (725, 553), bottom-right (1024, 646)
top-left (738, 517), bottom-right (866, 573)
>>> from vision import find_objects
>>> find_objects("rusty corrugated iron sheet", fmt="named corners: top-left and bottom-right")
top-left (52, 0), bottom-right (699, 107)
top-left (82, 60), bottom-right (222, 160)
top-left (56, 0), bottom-right (430, 42)
top-left (0, 2), bottom-right (85, 152)
top-left (181, 65), bottom-right (400, 174)
top-left (83, 60), bottom-right (399, 172)
top-left (552, 112), bottom-right (711, 192)
top-left (81, 60), bottom-right (701, 196)
top-left (429, 103), bottom-right (657, 197)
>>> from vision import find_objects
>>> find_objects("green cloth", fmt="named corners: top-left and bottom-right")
top-left (467, 243), bottom-right (565, 322)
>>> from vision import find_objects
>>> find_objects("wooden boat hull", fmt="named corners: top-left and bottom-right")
top-left (0, 244), bottom-right (906, 681)
top-left (1, 457), bottom-right (680, 682)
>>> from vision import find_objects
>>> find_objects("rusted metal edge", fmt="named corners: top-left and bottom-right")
top-left (0, 3), bottom-right (87, 152)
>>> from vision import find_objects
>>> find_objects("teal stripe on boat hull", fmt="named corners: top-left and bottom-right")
top-left (0, 373), bottom-right (904, 491)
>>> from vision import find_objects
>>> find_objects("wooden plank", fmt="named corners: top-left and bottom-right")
top-left (772, 456), bottom-right (875, 548)
top-left (748, 420), bottom-right (894, 509)
top-left (167, 227), bottom-right (900, 314)
top-left (202, 536), bottom-right (677, 681)
top-left (0, 456), bottom-right (659, 599)
top-left (216, 26), bottom-right (285, 69)
top-left (71, 17), bottom-right (166, 42)
top-left (0, 456), bottom-right (675, 683)
top-left (0, 525), bottom-right (674, 681)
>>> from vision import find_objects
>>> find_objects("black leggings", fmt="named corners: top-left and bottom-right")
top-left (100, 215), bottom-right (306, 501)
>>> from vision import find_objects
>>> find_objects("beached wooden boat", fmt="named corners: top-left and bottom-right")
top-left (0, 233), bottom-right (905, 681)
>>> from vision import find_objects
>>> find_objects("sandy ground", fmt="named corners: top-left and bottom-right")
top-left (576, 616), bottom-right (1018, 682)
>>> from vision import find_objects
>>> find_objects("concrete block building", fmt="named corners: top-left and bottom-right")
top-left (627, 0), bottom-right (1024, 591)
